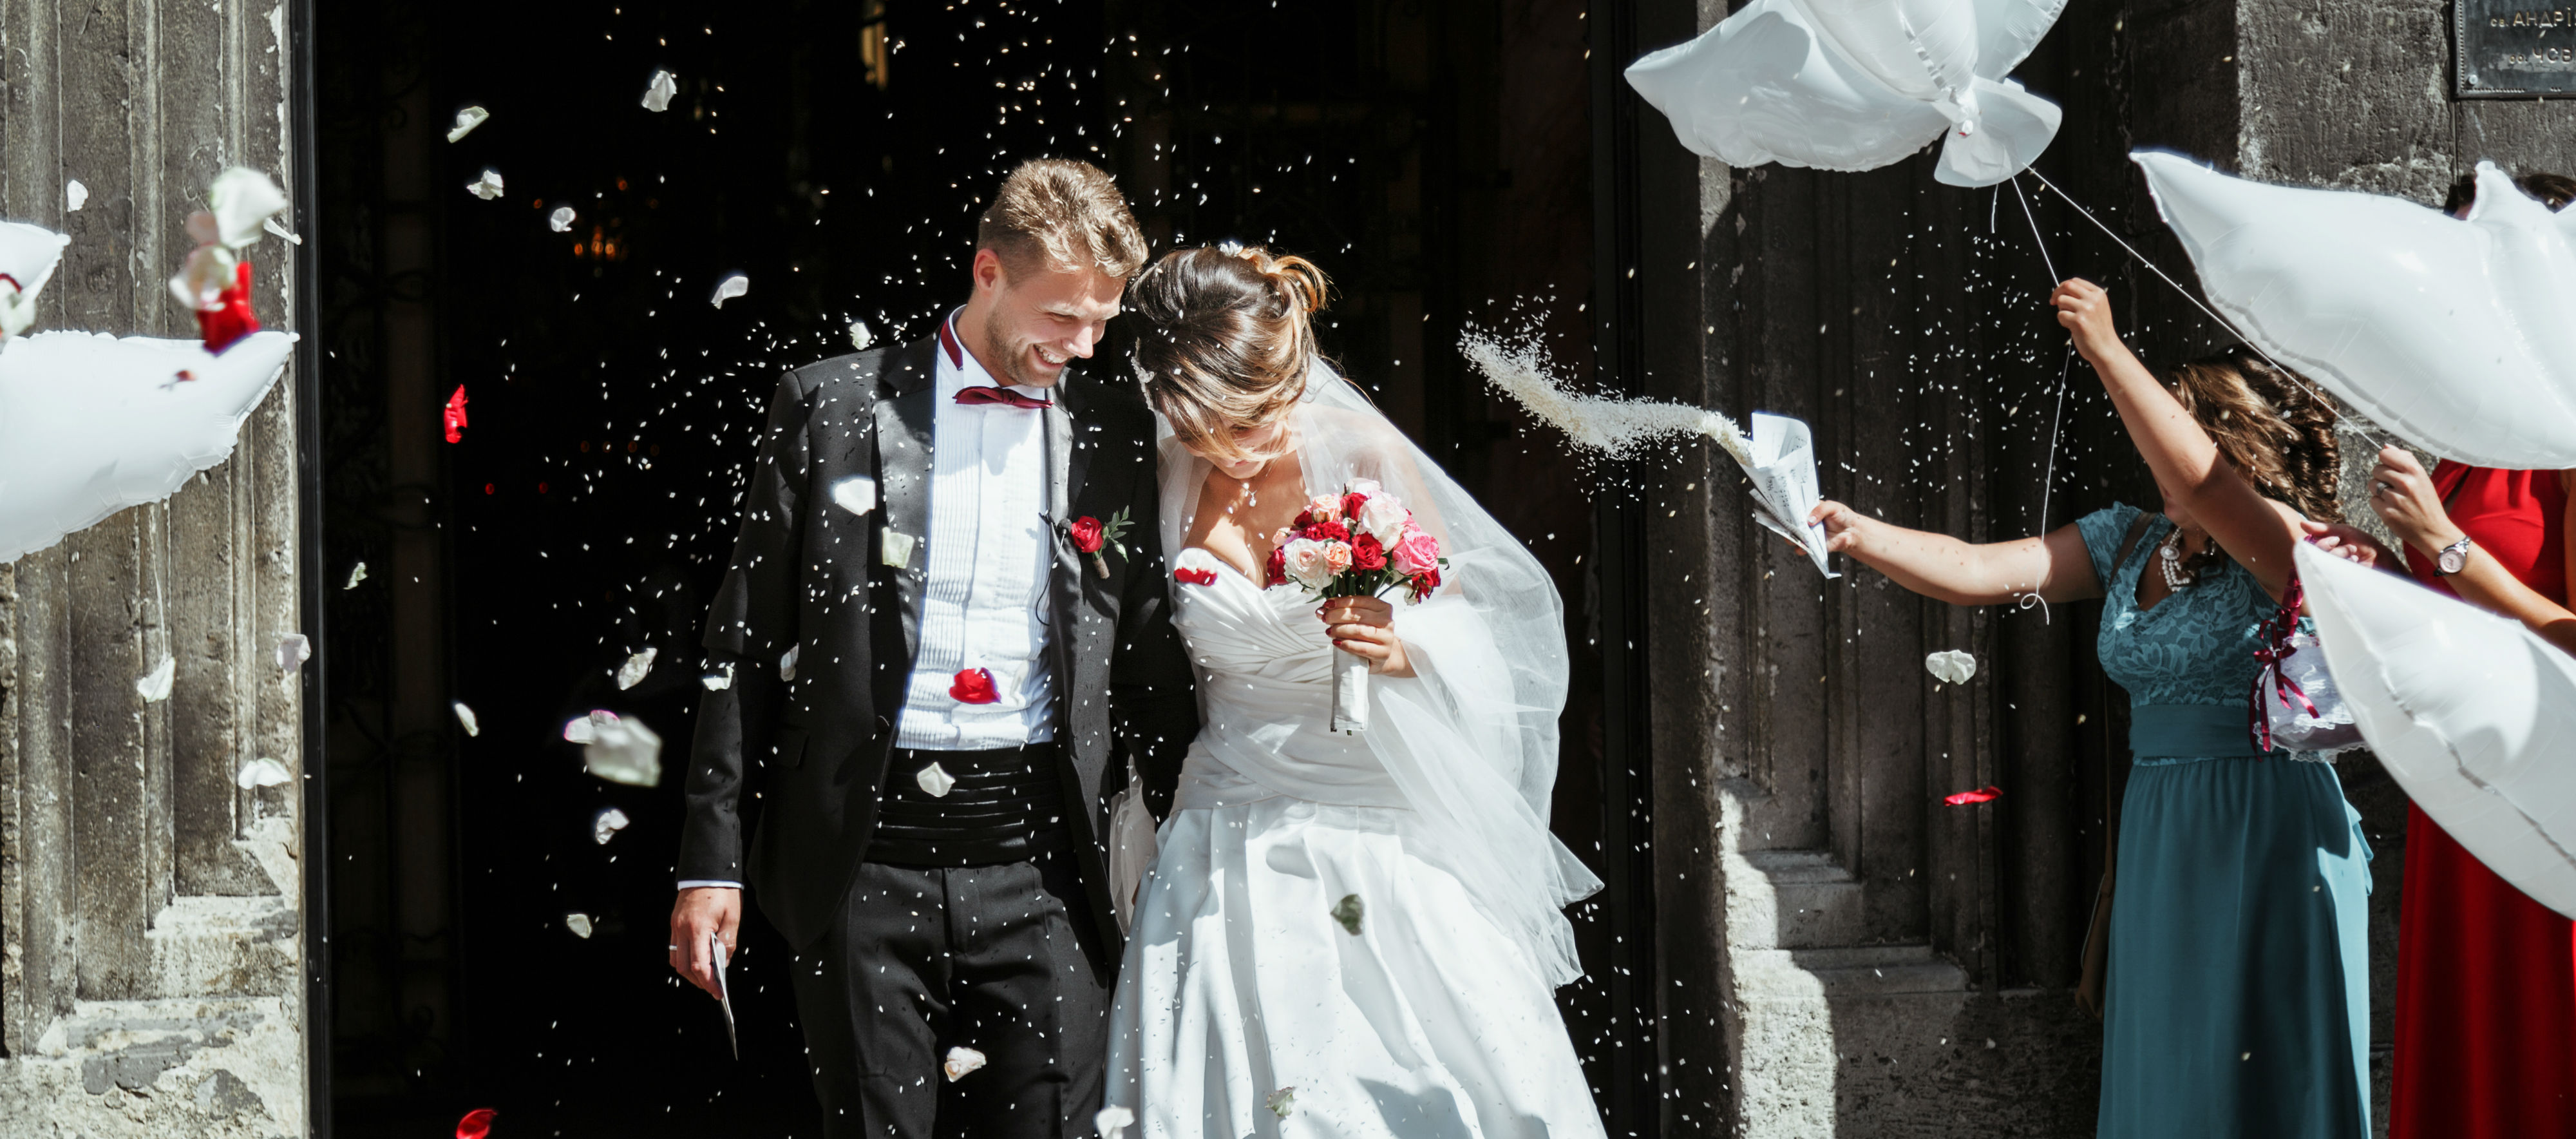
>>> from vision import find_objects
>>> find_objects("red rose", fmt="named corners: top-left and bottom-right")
top-left (1264, 545), bottom-right (1289, 587)
top-left (1173, 567), bottom-right (1218, 587)
top-left (1342, 491), bottom-right (1369, 519)
top-left (949, 667), bottom-right (1000, 705)
top-left (1408, 568), bottom-right (1443, 602)
top-left (1350, 533), bottom-right (1387, 571)
top-left (1292, 510), bottom-right (1316, 531)
top-left (1068, 515), bottom-right (1105, 553)
top-left (1304, 519), bottom-right (1350, 543)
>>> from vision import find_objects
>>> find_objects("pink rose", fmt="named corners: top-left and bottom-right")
top-left (1389, 526), bottom-right (1442, 576)
top-left (1323, 541), bottom-right (1354, 577)
top-left (1305, 494), bottom-right (1344, 524)
top-left (1282, 538), bottom-right (1336, 591)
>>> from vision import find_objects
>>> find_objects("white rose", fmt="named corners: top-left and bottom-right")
top-left (1345, 478), bottom-right (1383, 498)
top-left (1282, 538), bottom-right (1336, 591)
top-left (1356, 493), bottom-right (1409, 545)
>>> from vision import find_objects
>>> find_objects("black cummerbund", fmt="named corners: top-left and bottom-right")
top-left (866, 742), bottom-right (1070, 867)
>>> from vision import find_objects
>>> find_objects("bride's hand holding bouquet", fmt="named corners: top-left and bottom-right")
top-left (1265, 478), bottom-right (1446, 729)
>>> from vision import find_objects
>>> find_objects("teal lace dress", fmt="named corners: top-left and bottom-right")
top-left (2076, 503), bottom-right (2372, 1139)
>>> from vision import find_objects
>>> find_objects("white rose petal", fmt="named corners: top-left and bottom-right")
top-left (1925, 649), bottom-right (1976, 686)
top-left (137, 656), bottom-right (175, 702)
top-left (849, 320), bottom-right (875, 350)
top-left (344, 561), bottom-right (367, 589)
top-left (1094, 1107), bottom-right (1135, 1139)
top-left (549, 206), bottom-right (577, 233)
top-left (564, 713), bottom-right (602, 745)
top-left (779, 644), bottom-right (799, 682)
top-left (916, 762), bottom-right (956, 798)
top-left (453, 700), bottom-right (481, 737)
top-left (464, 169), bottom-right (506, 201)
top-left (446, 105), bottom-right (489, 143)
top-left (942, 1046), bottom-right (987, 1081)
top-left (236, 757), bottom-right (291, 789)
top-left (592, 807), bottom-right (632, 845)
top-left (617, 646), bottom-right (658, 691)
top-left (831, 475), bottom-right (878, 517)
top-left (208, 168), bottom-right (291, 248)
top-left (566, 912), bottom-right (594, 939)
top-left (65, 180), bottom-right (87, 212)
top-left (710, 274), bottom-right (749, 309)
top-left (1265, 1087), bottom-right (1296, 1119)
top-left (276, 632), bottom-right (312, 676)
top-left (582, 712), bottom-right (663, 787)
top-left (641, 68), bottom-right (678, 112)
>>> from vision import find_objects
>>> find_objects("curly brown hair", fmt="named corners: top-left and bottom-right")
top-left (2161, 345), bottom-right (2343, 522)
top-left (1126, 244), bottom-right (1332, 463)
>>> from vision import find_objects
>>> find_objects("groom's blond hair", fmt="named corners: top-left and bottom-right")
top-left (977, 158), bottom-right (1148, 281)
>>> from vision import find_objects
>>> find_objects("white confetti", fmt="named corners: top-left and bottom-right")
top-left (464, 169), bottom-right (506, 201)
top-left (779, 644), bottom-right (799, 682)
top-left (236, 757), bottom-right (291, 789)
top-left (343, 561), bottom-right (367, 589)
top-left (276, 632), bottom-right (311, 677)
top-left (549, 206), bottom-right (576, 233)
top-left (1094, 1107), bottom-right (1135, 1139)
top-left (617, 646), bottom-right (658, 691)
top-left (137, 656), bottom-right (174, 702)
top-left (1265, 1087), bottom-right (1296, 1119)
top-left (831, 475), bottom-right (878, 517)
top-left (446, 105), bottom-right (489, 143)
top-left (916, 761), bottom-right (956, 798)
top-left (592, 807), bottom-right (631, 845)
top-left (942, 1046), bottom-right (987, 1081)
top-left (566, 912), bottom-right (594, 939)
top-left (65, 180), bottom-right (86, 212)
top-left (710, 274), bottom-right (749, 309)
top-left (453, 700), bottom-right (481, 737)
top-left (1925, 650), bottom-right (1976, 685)
top-left (849, 319), bottom-right (875, 350)
top-left (641, 68), bottom-right (678, 112)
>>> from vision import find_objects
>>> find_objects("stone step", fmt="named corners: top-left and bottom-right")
top-left (1734, 848), bottom-right (1866, 949)
top-left (1792, 944), bottom-right (1967, 998)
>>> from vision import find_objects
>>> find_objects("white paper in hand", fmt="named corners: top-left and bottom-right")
top-left (712, 931), bottom-right (738, 1059)
top-left (1740, 413), bottom-right (1838, 579)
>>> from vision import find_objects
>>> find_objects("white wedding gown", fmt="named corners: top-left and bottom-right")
top-left (1103, 541), bottom-right (1607, 1139)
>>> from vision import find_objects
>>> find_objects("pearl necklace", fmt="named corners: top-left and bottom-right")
top-left (2157, 528), bottom-right (2198, 589)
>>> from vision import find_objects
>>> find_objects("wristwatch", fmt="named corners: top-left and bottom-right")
top-left (2436, 534), bottom-right (2474, 576)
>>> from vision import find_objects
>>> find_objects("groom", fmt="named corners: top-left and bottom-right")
top-left (668, 158), bottom-right (1197, 1139)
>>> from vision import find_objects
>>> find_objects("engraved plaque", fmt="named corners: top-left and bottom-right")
top-left (2458, 0), bottom-right (2576, 97)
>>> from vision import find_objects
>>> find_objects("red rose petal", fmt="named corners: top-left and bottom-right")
top-left (457, 1108), bottom-right (498, 1139)
top-left (1174, 567), bottom-right (1218, 587)
top-left (443, 385), bottom-right (469, 444)
top-left (1942, 785), bottom-right (2002, 806)
top-left (949, 667), bottom-right (999, 705)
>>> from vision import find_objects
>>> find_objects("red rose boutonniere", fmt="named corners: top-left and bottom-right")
top-left (1066, 506), bottom-right (1134, 579)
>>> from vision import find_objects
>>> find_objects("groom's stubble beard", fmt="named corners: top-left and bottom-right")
top-left (976, 302), bottom-right (1054, 390)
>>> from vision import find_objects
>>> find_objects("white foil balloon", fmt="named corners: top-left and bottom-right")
top-left (2297, 543), bottom-right (2576, 919)
top-left (1624, 0), bottom-right (2066, 187)
top-left (2136, 153), bottom-right (2576, 468)
top-left (0, 329), bottom-right (296, 564)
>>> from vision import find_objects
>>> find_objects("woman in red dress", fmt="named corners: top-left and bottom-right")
top-left (2368, 442), bottom-right (2576, 1138)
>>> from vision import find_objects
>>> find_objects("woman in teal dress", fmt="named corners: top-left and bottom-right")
top-left (1810, 280), bottom-right (2375, 1138)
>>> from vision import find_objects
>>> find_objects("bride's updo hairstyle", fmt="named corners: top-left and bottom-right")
top-left (1126, 244), bottom-right (1331, 464)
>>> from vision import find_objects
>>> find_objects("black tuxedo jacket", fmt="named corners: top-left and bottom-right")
top-left (677, 334), bottom-right (1198, 961)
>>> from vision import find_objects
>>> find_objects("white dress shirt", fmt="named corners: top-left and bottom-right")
top-left (895, 311), bottom-right (1059, 749)
top-left (677, 314), bottom-right (1061, 892)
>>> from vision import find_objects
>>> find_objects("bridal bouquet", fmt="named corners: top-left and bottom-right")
top-left (1263, 479), bottom-right (1446, 733)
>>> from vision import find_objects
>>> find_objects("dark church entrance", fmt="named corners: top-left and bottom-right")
top-left (311, 1), bottom-right (1656, 1134)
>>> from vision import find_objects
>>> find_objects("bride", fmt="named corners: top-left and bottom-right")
top-left (1103, 244), bottom-right (1605, 1138)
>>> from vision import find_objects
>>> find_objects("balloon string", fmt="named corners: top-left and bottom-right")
top-left (2021, 168), bottom-right (2385, 449)
top-left (2007, 175), bottom-right (2070, 624)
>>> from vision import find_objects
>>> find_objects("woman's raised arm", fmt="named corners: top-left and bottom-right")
top-left (1810, 502), bottom-right (2104, 607)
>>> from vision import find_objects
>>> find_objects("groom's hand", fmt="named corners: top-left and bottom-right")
top-left (669, 886), bottom-right (741, 999)
top-left (1321, 596), bottom-right (1416, 678)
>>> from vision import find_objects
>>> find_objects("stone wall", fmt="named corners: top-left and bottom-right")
top-left (0, 1), bottom-right (308, 1135)
top-left (1636, 0), bottom-right (2576, 1134)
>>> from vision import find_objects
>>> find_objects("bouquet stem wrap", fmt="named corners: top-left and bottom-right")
top-left (1331, 648), bottom-right (1370, 734)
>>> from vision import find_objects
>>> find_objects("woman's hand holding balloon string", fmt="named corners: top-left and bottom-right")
top-left (2369, 445), bottom-right (2576, 655)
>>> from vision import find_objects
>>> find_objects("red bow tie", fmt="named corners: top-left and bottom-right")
top-left (954, 386), bottom-right (1050, 410)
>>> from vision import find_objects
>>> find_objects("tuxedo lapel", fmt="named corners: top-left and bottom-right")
top-left (874, 340), bottom-right (939, 667)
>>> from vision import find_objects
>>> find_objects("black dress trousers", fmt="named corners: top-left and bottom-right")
top-left (788, 844), bottom-right (1113, 1139)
